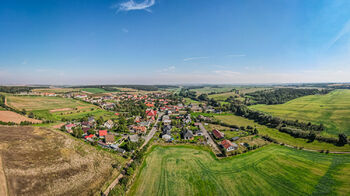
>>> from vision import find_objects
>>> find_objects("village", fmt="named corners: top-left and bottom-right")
top-left (56, 90), bottom-right (258, 157)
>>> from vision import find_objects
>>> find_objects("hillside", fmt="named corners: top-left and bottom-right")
top-left (0, 126), bottom-right (124, 195)
top-left (129, 145), bottom-right (350, 196)
top-left (249, 90), bottom-right (350, 136)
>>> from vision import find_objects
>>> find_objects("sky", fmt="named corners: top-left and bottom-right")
top-left (0, 0), bottom-right (350, 85)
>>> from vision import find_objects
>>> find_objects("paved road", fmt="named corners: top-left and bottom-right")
top-left (198, 123), bottom-right (222, 155)
top-left (103, 113), bottom-right (162, 195)
top-left (140, 112), bottom-right (162, 149)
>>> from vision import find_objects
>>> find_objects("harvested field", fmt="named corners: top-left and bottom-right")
top-left (0, 126), bottom-right (124, 196)
top-left (0, 111), bottom-right (41, 123)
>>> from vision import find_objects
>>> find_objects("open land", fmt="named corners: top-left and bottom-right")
top-left (0, 126), bottom-right (125, 196)
top-left (129, 145), bottom-right (350, 196)
top-left (249, 90), bottom-right (350, 136)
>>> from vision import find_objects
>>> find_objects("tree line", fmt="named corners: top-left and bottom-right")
top-left (246, 88), bottom-right (332, 105)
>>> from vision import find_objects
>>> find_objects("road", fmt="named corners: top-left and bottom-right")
top-left (198, 123), bottom-right (222, 155)
top-left (103, 113), bottom-right (162, 195)
top-left (140, 112), bottom-right (162, 149)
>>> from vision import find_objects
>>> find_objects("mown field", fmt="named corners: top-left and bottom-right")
top-left (215, 114), bottom-right (350, 152)
top-left (249, 90), bottom-right (350, 136)
top-left (6, 95), bottom-right (115, 121)
top-left (129, 145), bottom-right (350, 196)
top-left (0, 126), bottom-right (125, 195)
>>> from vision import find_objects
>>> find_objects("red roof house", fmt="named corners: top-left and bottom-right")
top-left (221, 139), bottom-right (237, 152)
top-left (212, 129), bottom-right (224, 139)
top-left (146, 109), bottom-right (157, 117)
top-left (99, 130), bottom-right (107, 137)
top-left (84, 134), bottom-right (94, 139)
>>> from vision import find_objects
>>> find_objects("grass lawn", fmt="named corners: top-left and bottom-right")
top-left (129, 145), bottom-right (350, 196)
top-left (249, 89), bottom-right (350, 136)
top-left (183, 98), bottom-right (201, 104)
top-left (215, 114), bottom-right (350, 152)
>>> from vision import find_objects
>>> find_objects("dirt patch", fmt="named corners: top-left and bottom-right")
top-left (0, 126), bottom-right (121, 196)
top-left (0, 111), bottom-right (41, 124)
top-left (49, 108), bottom-right (73, 113)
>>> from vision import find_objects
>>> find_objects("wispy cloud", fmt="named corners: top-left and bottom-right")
top-left (122, 28), bottom-right (129, 33)
top-left (157, 66), bottom-right (176, 73)
top-left (227, 54), bottom-right (246, 57)
top-left (213, 70), bottom-right (241, 75)
top-left (21, 60), bottom-right (27, 65)
top-left (326, 19), bottom-right (350, 49)
top-left (112, 0), bottom-right (155, 13)
top-left (183, 56), bottom-right (209, 61)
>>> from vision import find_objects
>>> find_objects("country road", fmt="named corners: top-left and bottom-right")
top-left (103, 113), bottom-right (162, 195)
top-left (199, 123), bottom-right (222, 155)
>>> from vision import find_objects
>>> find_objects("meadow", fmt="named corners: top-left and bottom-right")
top-left (215, 114), bottom-right (350, 152)
top-left (129, 145), bottom-right (350, 196)
top-left (6, 95), bottom-right (115, 121)
top-left (249, 90), bottom-right (350, 136)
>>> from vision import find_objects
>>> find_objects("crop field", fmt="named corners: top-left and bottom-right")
top-left (81, 88), bottom-right (111, 94)
top-left (32, 88), bottom-right (80, 93)
top-left (249, 90), bottom-right (350, 136)
top-left (0, 111), bottom-right (41, 123)
top-left (5, 95), bottom-right (115, 121)
top-left (129, 145), bottom-right (350, 196)
top-left (0, 126), bottom-right (125, 195)
top-left (215, 114), bottom-right (350, 152)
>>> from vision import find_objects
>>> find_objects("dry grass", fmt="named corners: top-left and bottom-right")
top-left (0, 126), bottom-right (123, 196)
top-left (0, 111), bottom-right (41, 124)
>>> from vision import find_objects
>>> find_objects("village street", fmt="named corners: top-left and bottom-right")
top-left (198, 123), bottom-right (222, 155)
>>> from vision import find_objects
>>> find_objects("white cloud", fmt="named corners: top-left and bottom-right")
top-left (157, 66), bottom-right (176, 73)
top-left (122, 28), bottom-right (129, 33)
top-left (183, 56), bottom-right (209, 61)
top-left (112, 0), bottom-right (155, 12)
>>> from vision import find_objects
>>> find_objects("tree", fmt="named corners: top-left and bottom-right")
top-left (338, 133), bottom-right (348, 146)
top-left (308, 131), bottom-right (316, 142)
top-left (126, 167), bottom-right (134, 176)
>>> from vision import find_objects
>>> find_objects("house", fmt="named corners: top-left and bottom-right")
top-left (162, 134), bottom-right (172, 141)
top-left (88, 116), bottom-right (95, 123)
top-left (139, 121), bottom-right (151, 127)
top-left (183, 130), bottom-right (194, 140)
top-left (82, 127), bottom-right (90, 134)
top-left (129, 135), bottom-right (139, 143)
top-left (212, 129), bottom-right (224, 139)
top-left (104, 120), bottom-right (114, 129)
top-left (134, 116), bottom-right (141, 123)
top-left (99, 130), bottom-right (108, 138)
top-left (221, 140), bottom-right (238, 152)
top-left (104, 134), bottom-right (115, 144)
top-left (111, 145), bottom-right (126, 154)
top-left (84, 134), bottom-right (94, 139)
top-left (183, 114), bottom-right (191, 124)
top-left (65, 124), bottom-right (76, 133)
top-left (195, 129), bottom-right (203, 136)
top-left (146, 109), bottom-right (157, 118)
top-left (131, 126), bottom-right (147, 134)
top-left (163, 125), bottom-right (172, 135)
top-left (162, 115), bottom-right (171, 125)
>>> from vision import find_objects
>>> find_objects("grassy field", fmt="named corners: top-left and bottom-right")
top-left (129, 145), bottom-right (350, 196)
top-left (6, 95), bottom-right (115, 121)
top-left (249, 90), bottom-right (350, 136)
top-left (215, 114), bottom-right (350, 152)
top-left (0, 126), bottom-right (125, 195)
top-left (81, 88), bottom-right (112, 94)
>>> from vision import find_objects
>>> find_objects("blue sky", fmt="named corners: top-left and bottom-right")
top-left (0, 0), bottom-right (350, 85)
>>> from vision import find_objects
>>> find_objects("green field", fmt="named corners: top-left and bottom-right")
top-left (215, 114), bottom-right (350, 152)
top-left (249, 90), bottom-right (350, 136)
top-left (129, 145), bottom-right (350, 196)
top-left (6, 95), bottom-right (115, 121)
top-left (81, 88), bottom-right (110, 94)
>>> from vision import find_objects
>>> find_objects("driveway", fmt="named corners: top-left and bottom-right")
top-left (198, 123), bottom-right (222, 155)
